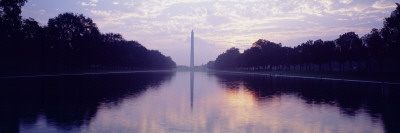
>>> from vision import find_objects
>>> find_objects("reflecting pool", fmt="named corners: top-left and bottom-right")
top-left (1, 71), bottom-right (399, 132)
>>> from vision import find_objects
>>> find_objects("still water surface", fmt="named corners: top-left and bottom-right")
top-left (1, 71), bottom-right (399, 132)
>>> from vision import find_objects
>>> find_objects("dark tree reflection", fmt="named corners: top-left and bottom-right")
top-left (0, 72), bottom-right (174, 132)
top-left (213, 72), bottom-right (400, 133)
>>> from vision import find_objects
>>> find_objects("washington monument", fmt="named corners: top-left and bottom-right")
top-left (190, 30), bottom-right (194, 69)
top-left (190, 30), bottom-right (194, 110)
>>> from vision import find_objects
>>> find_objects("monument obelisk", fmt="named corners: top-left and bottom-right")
top-left (190, 30), bottom-right (194, 110)
top-left (190, 30), bottom-right (194, 69)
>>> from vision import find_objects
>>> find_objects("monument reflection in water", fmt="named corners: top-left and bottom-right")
top-left (190, 71), bottom-right (194, 110)
top-left (0, 72), bottom-right (399, 132)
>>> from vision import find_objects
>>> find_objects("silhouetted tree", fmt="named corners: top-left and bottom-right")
top-left (245, 39), bottom-right (283, 70)
top-left (382, 3), bottom-right (400, 59)
top-left (363, 28), bottom-right (385, 71)
top-left (322, 41), bottom-right (336, 72)
top-left (299, 40), bottom-right (313, 71)
top-left (22, 18), bottom-right (41, 39)
top-left (20, 18), bottom-right (43, 70)
top-left (47, 13), bottom-right (101, 50)
top-left (206, 61), bottom-right (215, 69)
top-left (0, 0), bottom-right (27, 41)
top-left (281, 46), bottom-right (293, 70)
top-left (336, 32), bottom-right (362, 71)
top-left (241, 46), bottom-right (262, 70)
top-left (210, 3), bottom-right (400, 73)
top-left (312, 39), bottom-right (325, 71)
top-left (102, 33), bottom-right (125, 43)
top-left (0, 0), bottom-right (28, 73)
top-left (215, 47), bottom-right (240, 70)
top-left (0, 1), bottom-right (176, 75)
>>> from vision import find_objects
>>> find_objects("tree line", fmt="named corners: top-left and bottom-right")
top-left (209, 3), bottom-right (400, 72)
top-left (0, 0), bottom-right (176, 75)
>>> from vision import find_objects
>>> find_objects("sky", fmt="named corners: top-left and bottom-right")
top-left (21, 0), bottom-right (399, 66)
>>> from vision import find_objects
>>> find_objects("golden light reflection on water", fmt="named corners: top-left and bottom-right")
top-left (226, 88), bottom-right (256, 107)
top-left (83, 72), bottom-right (384, 133)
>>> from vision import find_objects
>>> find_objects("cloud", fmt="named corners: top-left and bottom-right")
top-left (81, 0), bottom-right (98, 7)
top-left (339, 0), bottom-right (353, 4)
top-left (39, 9), bottom-right (46, 15)
top-left (90, 10), bottom-right (111, 16)
top-left (207, 15), bottom-right (231, 26)
top-left (81, 2), bottom-right (89, 6)
top-left (74, 0), bottom-right (397, 65)
top-left (372, 0), bottom-right (397, 9)
top-left (323, 4), bottom-right (371, 17)
top-left (123, 1), bottom-right (135, 7)
top-left (112, 1), bottom-right (119, 5)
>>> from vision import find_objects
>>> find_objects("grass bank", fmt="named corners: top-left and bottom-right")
top-left (213, 70), bottom-right (400, 84)
top-left (0, 70), bottom-right (175, 79)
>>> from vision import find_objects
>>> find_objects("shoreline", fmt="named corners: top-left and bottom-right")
top-left (0, 70), bottom-right (175, 79)
top-left (212, 70), bottom-right (400, 85)
top-left (3, 70), bottom-right (400, 85)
